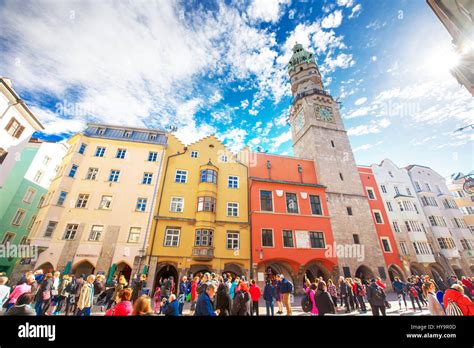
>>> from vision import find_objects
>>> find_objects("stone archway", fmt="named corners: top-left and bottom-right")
top-left (222, 263), bottom-right (244, 278)
top-left (451, 265), bottom-right (464, 279)
top-left (154, 263), bottom-right (179, 294)
top-left (36, 262), bottom-right (54, 274)
top-left (388, 264), bottom-right (405, 282)
top-left (409, 263), bottom-right (424, 276)
top-left (303, 261), bottom-right (332, 283)
top-left (72, 260), bottom-right (95, 277)
top-left (263, 261), bottom-right (296, 285)
top-left (115, 261), bottom-right (132, 283)
top-left (355, 265), bottom-right (375, 284)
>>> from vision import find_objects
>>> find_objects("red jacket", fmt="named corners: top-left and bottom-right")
top-left (191, 282), bottom-right (198, 301)
top-left (443, 288), bottom-right (474, 316)
top-left (376, 280), bottom-right (387, 289)
top-left (461, 279), bottom-right (473, 293)
top-left (105, 300), bottom-right (132, 316)
top-left (249, 285), bottom-right (261, 301)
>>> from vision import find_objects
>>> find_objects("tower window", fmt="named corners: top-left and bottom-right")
top-left (331, 140), bottom-right (335, 148)
top-left (353, 234), bottom-right (360, 244)
top-left (339, 172), bottom-right (344, 181)
top-left (347, 207), bottom-right (353, 216)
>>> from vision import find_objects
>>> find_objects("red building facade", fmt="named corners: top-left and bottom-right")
top-left (249, 152), bottom-right (337, 293)
top-left (357, 166), bottom-right (405, 280)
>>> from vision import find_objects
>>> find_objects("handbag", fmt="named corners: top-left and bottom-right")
top-left (185, 293), bottom-right (192, 302)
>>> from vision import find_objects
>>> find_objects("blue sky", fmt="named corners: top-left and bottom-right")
top-left (0, 0), bottom-right (472, 178)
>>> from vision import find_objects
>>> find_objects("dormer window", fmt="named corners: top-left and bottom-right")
top-left (123, 130), bottom-right (133, 138)
top-left (97, 127), bottom-right (106, 135)
top-left (148, 133), bottom-right (157, 141)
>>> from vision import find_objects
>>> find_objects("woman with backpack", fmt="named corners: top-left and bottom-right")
top-left (52, 274), bottom-right (71, 315)
top-left (215, 282), bottom-right (232, 316)
top-left (354, 278), bottom-right (367, 313)
top-left (231, 281), bottom-right (251, 316)
top-left (315, 281), bottom-right (336, 316)
top-left (443, 284), bottom-right (474, 316)
top-left (326, 279), bottom-right (338, 308)
top-left (366, 278), bottom-right (387, 316)
top-left (263, 280), bottom-right (276, 316)
top-left (392, 276), bottom-right (408, 310)
top-left (34, 272), bottom-right (53, 316)
top-left (423, 281), bottom-right (444, 315)
top-left (407, 277), bottom-right (423, 312)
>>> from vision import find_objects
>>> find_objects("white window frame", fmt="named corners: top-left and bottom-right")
top-left (99, 195), bottom-right (113, 210)
top-left (88, 225), bottom-right (103, 241)
top-left (23, 188), bottom-right (36, 204)
top-left (164, 228), bottom-right (180, 247)
top-left (136, 197), bottom-right (148, 212)
top-left (86, 167), bottom-right (99, 180)
top-left (227, 202), bottom-right (239, 217)
top-left (226, 231), bottom-right (240, 250)
top-left (63, 224), bottom-right (78, 240)
top-left (366, 187), bottom-right (376, 200)
top-left (174, 169), bottom-right (188, 183)
top-left (380, 237), bottom-right (392, 253)
top-left (11, 209), bottom-right (26, 226)
top-left (190, 151), bottom-right (198, 158)
top-left (228, 175), bottom-right (239, 188)
top-left (170, 197), bottom-right (184, 213)
top-left (128, 227), bottom-right (141, 243)
top-left (373, 210), bottom-right (384, 224)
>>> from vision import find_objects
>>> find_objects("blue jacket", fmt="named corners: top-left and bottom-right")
top-left (279, 279), bottom-right (293, 294)
top-left (263, 284), bottom-right (276, 302)
top-left (163, 299), bottom-right (180, 316)
top-left (195, 292), bottom-right (216, 316)
top-left (179, 281), bottom-right (190, 295)
top-left (392, 280), bottom-right (405, 293)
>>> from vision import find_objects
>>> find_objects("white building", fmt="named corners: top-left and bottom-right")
top-left (407, 165), bottom-right (473, 278)
top-left (371, 159), bottom-right (442, 280)
top-left (0, 77), bottom-right (44, 188)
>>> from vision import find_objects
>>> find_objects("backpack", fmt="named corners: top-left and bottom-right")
top-left (301, 293), bottom-right (312, 313)
top-left (445, 299), bottom-right (464, 316)
top-left (66, 281), bottom-right (78, 295)
top-left (409, 286), bottom-right (418, 298)
top-left (373, 286), bottom-right (384, 301)
top-left (287, 281), bottom-right (294, 293)
top-left (357, 284), bottom-right (365, 297)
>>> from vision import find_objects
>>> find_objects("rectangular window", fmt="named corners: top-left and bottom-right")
top-left (108, 170), bottom-right (120, 182)
top-left (136, 198), bottom-right (147, 212)
top-left (99, 195), bottom-right (112, 209)
top-left (347, 207), bottom-right (353, 215)
top-left (393, 221), bottom-right (400, 233)
top-left (148, 133), bottom-right (157, 140)
top-left (309, 231), bottom-right (325, 249)
top-left (394, 186), bottom-right (400, 195)
top-left (353, 234), bottom-right (360, 244)
top-left (89, 225), bottom-right (103, 241)
top-left (37, 195), bottom-right (45, 208)
top-left (200, 169), bottom-right (217, 184)
top-left (23, 188), bottom-right (36, 204)
top-left (406, 188), bottom-right (412, 196)
top-left (68, 165), bottom-right (78, 178)
top-left (285, 193), bottom-right (299, 214)
top-left (381, 237), bottom-right (392, 252)
top-left (11, 209), bottom-right (26, 226)
top-left (197, 196), bottom-right (216, 212)
top-left (367, 188), bottom-right (375, 200)
top-left (260, 191), bottom-right (273, 212)
top-left (282, 230), bottom-right (294, 248)
top-left (86, 167), bottom-right (99, 180)
top-left (262, 229), bottom-right (274, 247)
top-left (175, 170), bottom-right (187, 183)
top-left (194, 229), bottom-right (213, 246)
top-left (227, 202), bottom-right (239, 217)
top-left (228, 176), bottom-right (239, 188)
top-left (34, 170), bottom-right (43, 183)
top-left (414, 181), bottom-right (421, 192)
top-left (57, 191), bottom-right (68, 206)
top-left (460, 239), bottom-right (472, 251)
top-left (27, 215), bottom-right (37, 232)
top-left (170, 197), bottom-right (184, 212)
top-left (0, 147), bottom-right (8, 164)
top-left (309, 195), bottom-right (323, 215)
top-left (116, 148), bottom-right (127, 159)
top-left (6, 118), bottom-right (25, 138)
top-left (142, 172), bottom-right (153, 185)
top-left (227, 231), bottom-right (240, 250)
top-left (191, 151), bottom-right (198, 158)
top-left (63, 224), bottom-right (78, 240)
top-left (123, 130), bottom-right (133, 138)
top-left (97, 127), bottom-right (105, 135)
top-left (425, 183), bottom-right (431, 192)
top-left (164, 228), bottom-right (180, 247)
top-left (1, 232), bottom-right (15, 245)
top-left (148, 152), bottom-right (158, 162)
top-left (75, 194), bottom-right (90, 208)
top-left (386, 201), bottom-right (393, 212)
top-left (128, 227), bottom-right (141, 243)
top-left (399, 242), bottom-right (408, 255)
top-left (44, 221), bottom-right (57, 238)
top-left (95, 147), bottom-right (106, 157)
top-left (42, 156), bottom-right (51, 165)
top-left (374, 211), bottom-right (383, 224)
top-left (78, 143), bottom-right (87, 154)
top-left (380, 185), bottom-right (387, 193)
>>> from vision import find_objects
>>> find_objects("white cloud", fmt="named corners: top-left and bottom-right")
top-left (323, 53), bottom-right (355, 72)
top-left (321, 10), bottom-right (343, 29)
top-left (371, 56), bottom-right (377, 62)
top-left (337, 0), bottom-right (354, 7)
top-left (240, 99), bottom-right (249, 109)
top-left (347, 118), bottom-right (391, 136)
top-left (354, 97), bottom-right (367, 106)
top-left (209, 91), bottom-right (223, 104)
top-left (353, 141), bottom-right (382, 152)
top-left (247, 0), bottom-right (291, 23)
top-left (217, 127), bottom-right (248, 153)
top-left (269, 129), bottom-right (292, 151)
top-left (348, 4), bottom-right (362, 19)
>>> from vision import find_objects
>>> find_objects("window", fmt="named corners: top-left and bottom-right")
top-left (347, 206), bottom-right (353, 215)
top-left (0, 148), bottom-right (8, 164)
top-left (63, 224), bottom-right (78, 240)
top-left (148, 152), bottom-right (158, 162)
top-left (170, 197), bottom-right (184, 212)
top-left (339, 173), bottom-right (344, 181)
top-left (142, 172), bottom-right (153, 185)
top-left (5, 118), bottom-right (24, 138)
top-left (260, 191), bottom-right (273, 212)
top-left (43, 156), bottom-right (51, 165)
top-left (76, 194), bottom-right (90, 208)
top-left (227, 202), bottom-right (239, 217)
top-left (437, 237), bottom-right (455, 250)
top-left (190, 151), bottom-right (198, 158)
top-left (452, 218), bottom-right (467, 229)
top-left (97, 127), bottom-right (105, 135)
top-left (420, 196), bottom-right (438, 207)
top-left (136, 198), bottom-right (147, 212)
top-left (23, 188), bottom-right (36, 204)
top-left (108, 170), bottom-right (120, 182)
top-left (425, 183), bottom-right (431, 192)
top-left (37, 195), bottom-right (45, 208)
top-left (428, 216), bottom-right (447, 227)
top-left (414, 181), bottom-right (421, 192)
top-left (381, 185), bottom-right (387, 194)
top-left (435, 185), bottom-right (441, 194)
top-left (227, 232), bottom-right (240, 249)
top-left (86, 167), bottom-right (99, 180)
top-left (309, 195), bottom-right (323, 215)
top-left (68, 165), bottom-right (78, 178)
top-left (200, 169), bottom-right (217, 184)
top-left (353, 234), bottom-right (360, 244)
top-left (399, 242), bottom-right (408, 255)
top-left (367, 188), bottom-right (375, 200)
top-left (285, 193), bottom-right (299, 214)
top-left (148, 133), bottom-right (157, 140)
top-left (262, 229), bottom-right (274, 247)
top-left (282, 230), bottom-right (294, 248)
top-left (175, 170), bottom-right (187, 183)
top-left (381, 237), bottom-right (392, 252)
top-left (228, 176), bottom-right (239, 188)
top-left (116, 148), bottom-right (127, 159)
top-left (197, 196), bottom-right (216, 212)
top-left (373, 211), bottom-right (383, 224)
top-left (57, 191), bottom-right (68, 206)
top-left (95, 147), bottom-right (106, 157)
top-left (309, 231), bottom-right (325, 248)
top-left (195, 229), bottom-right (214, 246)
top-left (123, 130), bottom-right (133, 138)
top-left (11, 209), bottom-right (25, 226)
top-left (393, 221), bottom-right (400, 233)
top-left (128, 227), bottom-right (141, 243)
top-left (460, 239), bottom-right (472, 251)
top-left (27, 215), bottom-right (37, 232)
top-left (442, 199), bottom-right (457, 209)
top-left (164, 228), bottom-right (180, 247)
top-left (388, 171), bottom-right (393, 178)
top-left (394, 186), bottom-right (400, 195)
top-left (221, 155), bottom-right (228, 162)
top-left (89, 225), bottom-right (103, 241)
top-left (34, 170), bottom-right (44, 183)
top-left (386, 201), bottom-right (393, 212)
top-left (78, 143), bottom-right (87, 154)
top-left (1, 232), bottom-right (15, 245)
top-left (99, 195), bottom-right (112, 210)
top-left (406, 188), bottom-right (412, 196)
top-left (44, 221), bottom-right (58, 237)
top-left (461, 207), bottom-right (474, 215)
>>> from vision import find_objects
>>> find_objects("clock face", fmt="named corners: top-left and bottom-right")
top-left (294, 109), bottom-right (305, 132)
top-left (317, 106), bottom-right (334, 122)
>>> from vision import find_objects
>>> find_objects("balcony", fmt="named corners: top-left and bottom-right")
top-left (441, 249), bottom-right (460, 259)
top-left (408, 231), bottom-right (429, 242)
top-left (192, 247), bottom-right (214, 260)
top-left (416, 254), bottom-right (436, 264)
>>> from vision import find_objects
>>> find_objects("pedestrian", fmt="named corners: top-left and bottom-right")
top-left (407, 277), bottom-right (423, 312)
top-left (338, 276), bottom-right (353, 313)
top-left (326, 279), bottom-right (338, 307)
top-left (178, 276), bottom-right (190, 315)
top-left (105, 288), bottom-right (133, 316)
top-left (76, 275), bottom-right (95, 316)
top-left (109, 275), bottom-right (127, 309)
top-left (215, 282), bottom-right (232, 316)
top-left (4, 292), bottom-right (36, 316)
top-left (161, 276), bottom-right (173, 299)
top-left (194, 283), bottom-right (217, 316)
top-left (72, 274), bottom-right (85, 314)
top-left (131, 274), bottom-right (147, 303)
top-left (347, 278), bottom-right (359, 310)
top-left (34, 272), bottom-right (53, 316)
top-left (153, 285), bottom-right (162, 314)
top-left (392, 276), bottom-right (408, 310)
top-left (231, 281), bottom-right (251, 316)
top-left (366, 278), bottom-right (387, 316)
top-left (315, 281), bottom-right (335, 316)
top-left (64, 275), bottom-right (77, 316)
top-left (0, 276), bottom-right (11, 310)
top-left (5, 276), bottom-right (32, 312)
top-left (423, 281), bottom-right (444, 316)
top-left (132, 295), bottom-right (155, 316)
top-left (443, 284), bottom-right (474, 316)
top-left (263, 280), bottom-right (275, 316)
top-left (162, 294), bottom-right (180, 316)
top-left (53, 274), bottom-right (71, 315)
top-left (305, 283), bottom-right (318, 316)
top-left (229, 276), bottom-right (239, 300)
top-left (415, 276), bottom-right (427, 306)
top-left (354, 278), bottom-right (367, 313)
top-left (189, 276), bottom-right (199, 315)
top-left (45, 271), bottom-right (61, 315)
top-left (277, 274), bottom-right (293, 316)
top-left (249, 279), bottom-right (261, 316)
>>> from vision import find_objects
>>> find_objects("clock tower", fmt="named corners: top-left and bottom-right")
top-left (288, 43), bottom-right (387, 279)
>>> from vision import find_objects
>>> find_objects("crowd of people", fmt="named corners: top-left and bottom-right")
top-left (0, 269), bottom-right (473, 316)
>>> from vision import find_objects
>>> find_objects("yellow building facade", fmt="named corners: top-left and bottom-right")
top-left (27, 124), bottom-right (167, 282)
top-left (145, 134), bottom-right (250, 288)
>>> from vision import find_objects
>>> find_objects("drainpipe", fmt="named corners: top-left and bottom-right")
top-left (0, 101), bottom-right (20, 119)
